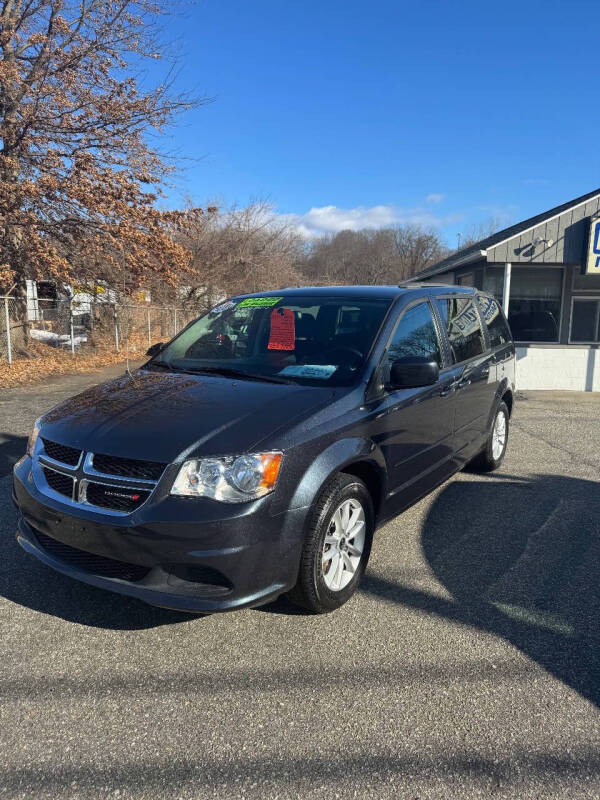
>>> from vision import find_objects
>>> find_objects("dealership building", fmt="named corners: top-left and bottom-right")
top-left (414, 188), bottom-right (600, 391)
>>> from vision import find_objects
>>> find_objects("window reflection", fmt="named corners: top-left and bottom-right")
top-left (382, 302), bottom-right (442, 383)
top-left (435, 297), bottom-right (485, 362)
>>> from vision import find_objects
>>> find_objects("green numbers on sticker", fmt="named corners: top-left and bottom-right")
top-left (237, 297), bottom-right (282, 308)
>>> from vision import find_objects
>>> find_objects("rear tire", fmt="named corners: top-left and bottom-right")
top-left (286, 473), bottom-right (374, 614)
top-left (471, 401), bottom-right (509, 472)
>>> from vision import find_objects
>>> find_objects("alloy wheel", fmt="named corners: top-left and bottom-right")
top-left (321, 498), bottom-right (366, 591)
top-left (492, 410), bottom-right (507, 460)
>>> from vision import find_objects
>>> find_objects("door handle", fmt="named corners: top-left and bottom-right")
top-left (439, 382), bottom-right (456, 397)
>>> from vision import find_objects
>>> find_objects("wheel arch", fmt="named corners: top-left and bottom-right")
top-left (288, 437), bottom-right (387, 521)
top-left (339, 460), bottom-right (385, 521)
top-left (501, 387), bottom-right (514, 417)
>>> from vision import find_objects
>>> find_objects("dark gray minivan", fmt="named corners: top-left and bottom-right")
top-left (13, 284), bottom-right (515, 614)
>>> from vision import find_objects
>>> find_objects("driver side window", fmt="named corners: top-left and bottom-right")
top-left (382, 302), bottom-right (442, 384)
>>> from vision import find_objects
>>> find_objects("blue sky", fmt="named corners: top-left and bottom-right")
top-left (152, 0), bottom-right (600, 245)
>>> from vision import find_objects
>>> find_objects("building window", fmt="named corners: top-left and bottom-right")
top-left (507, 267), bottom-right (563, 342)
top-left (483, 266), bottom-right (505, 301)
top-left (570, 299), bottom-right (600, 343)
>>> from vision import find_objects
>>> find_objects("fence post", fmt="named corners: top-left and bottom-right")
top-left (69, 300), bottom-right (75, 356)
top-left (4, 297), bottom-right (12, 364)
top-left (147, 307), bottom-right (151, 347)
top-left (173, 308), bottom-right (177, 336)
top-left (113, 304), bottom-right (119, 352)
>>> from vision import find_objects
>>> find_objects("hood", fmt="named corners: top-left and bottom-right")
top-left (40, 369), bottom-right (334, 462)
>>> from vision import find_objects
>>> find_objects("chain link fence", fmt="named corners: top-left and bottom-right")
top-left (0, 295), bottom-right (202, 365)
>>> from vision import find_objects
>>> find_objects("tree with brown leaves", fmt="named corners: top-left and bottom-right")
top-left (0, 0), bottom-right (202, 295)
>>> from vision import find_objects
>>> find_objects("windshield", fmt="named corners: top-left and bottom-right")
top-left (150, 294), bottom-right (392, 386)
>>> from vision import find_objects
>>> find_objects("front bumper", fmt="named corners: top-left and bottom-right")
top-left (13, 457), bottom-right (307, 613)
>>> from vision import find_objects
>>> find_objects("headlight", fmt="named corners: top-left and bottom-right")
top-left (27, 419), bottom-right (41, 458)
top-left (171, 452), bottom-right (283, 502)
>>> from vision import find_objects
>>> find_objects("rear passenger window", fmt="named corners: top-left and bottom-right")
top-left (435, 297), bottom-right (485, 363)
top-left (383, 302), bottom-right (442, 382)
top-left (476, 295), bottom-right (512, 348)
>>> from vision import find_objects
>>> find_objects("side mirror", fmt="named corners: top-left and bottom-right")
top-left (389, 357), bottom-right (439, 389)
top-left (146, 341), bottom-right (165, 358)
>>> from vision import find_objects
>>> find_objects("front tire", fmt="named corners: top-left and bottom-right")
top-left (471, 400), bottom-right (509, 472)
top-left (287, 473), bottom-right (374, 614)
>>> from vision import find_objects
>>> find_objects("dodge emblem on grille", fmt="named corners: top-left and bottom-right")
top-left (105, 491), bottom-right (141, 501)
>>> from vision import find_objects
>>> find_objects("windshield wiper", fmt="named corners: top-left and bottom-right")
top-left (147, 360), bottom-right (175, 371)
top-left (180, 366), bottom-right (295, 385)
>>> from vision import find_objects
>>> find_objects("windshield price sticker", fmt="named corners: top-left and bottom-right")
top-left (238, 296), bottom-right (282, 308)
top-left (268, 308), bottom-right (295, 351)
top-left (279, 364), bottom-right (337, 379)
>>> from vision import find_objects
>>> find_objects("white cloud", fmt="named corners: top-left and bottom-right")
top-left (281, 203), bottom-right (462, 239)
top-left (425, 193), bottom-right (445, 204)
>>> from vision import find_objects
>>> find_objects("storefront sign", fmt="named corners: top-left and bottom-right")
top-left (584, 216), bottom-right (600, 275)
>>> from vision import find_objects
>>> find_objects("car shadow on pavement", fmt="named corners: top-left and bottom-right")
top-left (0, 433), bottom-right (28, 479)
top-left (361, 472), bottom-right (600, 708)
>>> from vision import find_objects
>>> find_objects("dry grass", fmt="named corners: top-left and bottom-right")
top-left (0, 338), bottom-right (149, 389)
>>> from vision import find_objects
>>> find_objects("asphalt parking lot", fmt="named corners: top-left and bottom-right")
top-left (0, 366), bottom-right (599, 799)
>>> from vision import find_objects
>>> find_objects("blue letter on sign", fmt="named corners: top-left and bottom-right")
top-left (594, 221), bottom-right (600, 268)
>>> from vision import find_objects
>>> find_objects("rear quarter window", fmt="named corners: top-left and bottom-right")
top-left (476, 295), bottom-right (513, 348)
top-left (435, 296), bottom-right (486, 363)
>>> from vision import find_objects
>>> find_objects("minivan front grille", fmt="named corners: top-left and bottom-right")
top-left (41, 438), bottom-right (81, 466)
top-left (92, 453), bottom-right (166, 482)
top-left (35, 441), bottom-right (163, 514)
top-left (42, 466), bottom-right (74, 499)
top-left (85, 481), bottom-right (151, 513)
top-left (34, 530), bottom-right (150, 582)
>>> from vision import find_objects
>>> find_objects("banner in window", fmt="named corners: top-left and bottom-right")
top-left (449, 300), bottom-right (480, 338)
top-left (584, 216), bottom-right (600, 275)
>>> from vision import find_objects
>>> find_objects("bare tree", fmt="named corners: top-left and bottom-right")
top-left (175, 202), bottom-right (304, 309)
top-left (458, 217), bottom-right (504, 250)
top-left (298, 224), bottom-right (447, 285)
top-left (392, 224), bottom-right (447, 280)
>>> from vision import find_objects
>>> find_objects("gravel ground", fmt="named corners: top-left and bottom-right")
top-left (0, 367), bottom-right (598, 799)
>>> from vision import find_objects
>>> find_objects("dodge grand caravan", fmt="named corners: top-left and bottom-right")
top-left (13, 285), bottom-right (515, 614)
